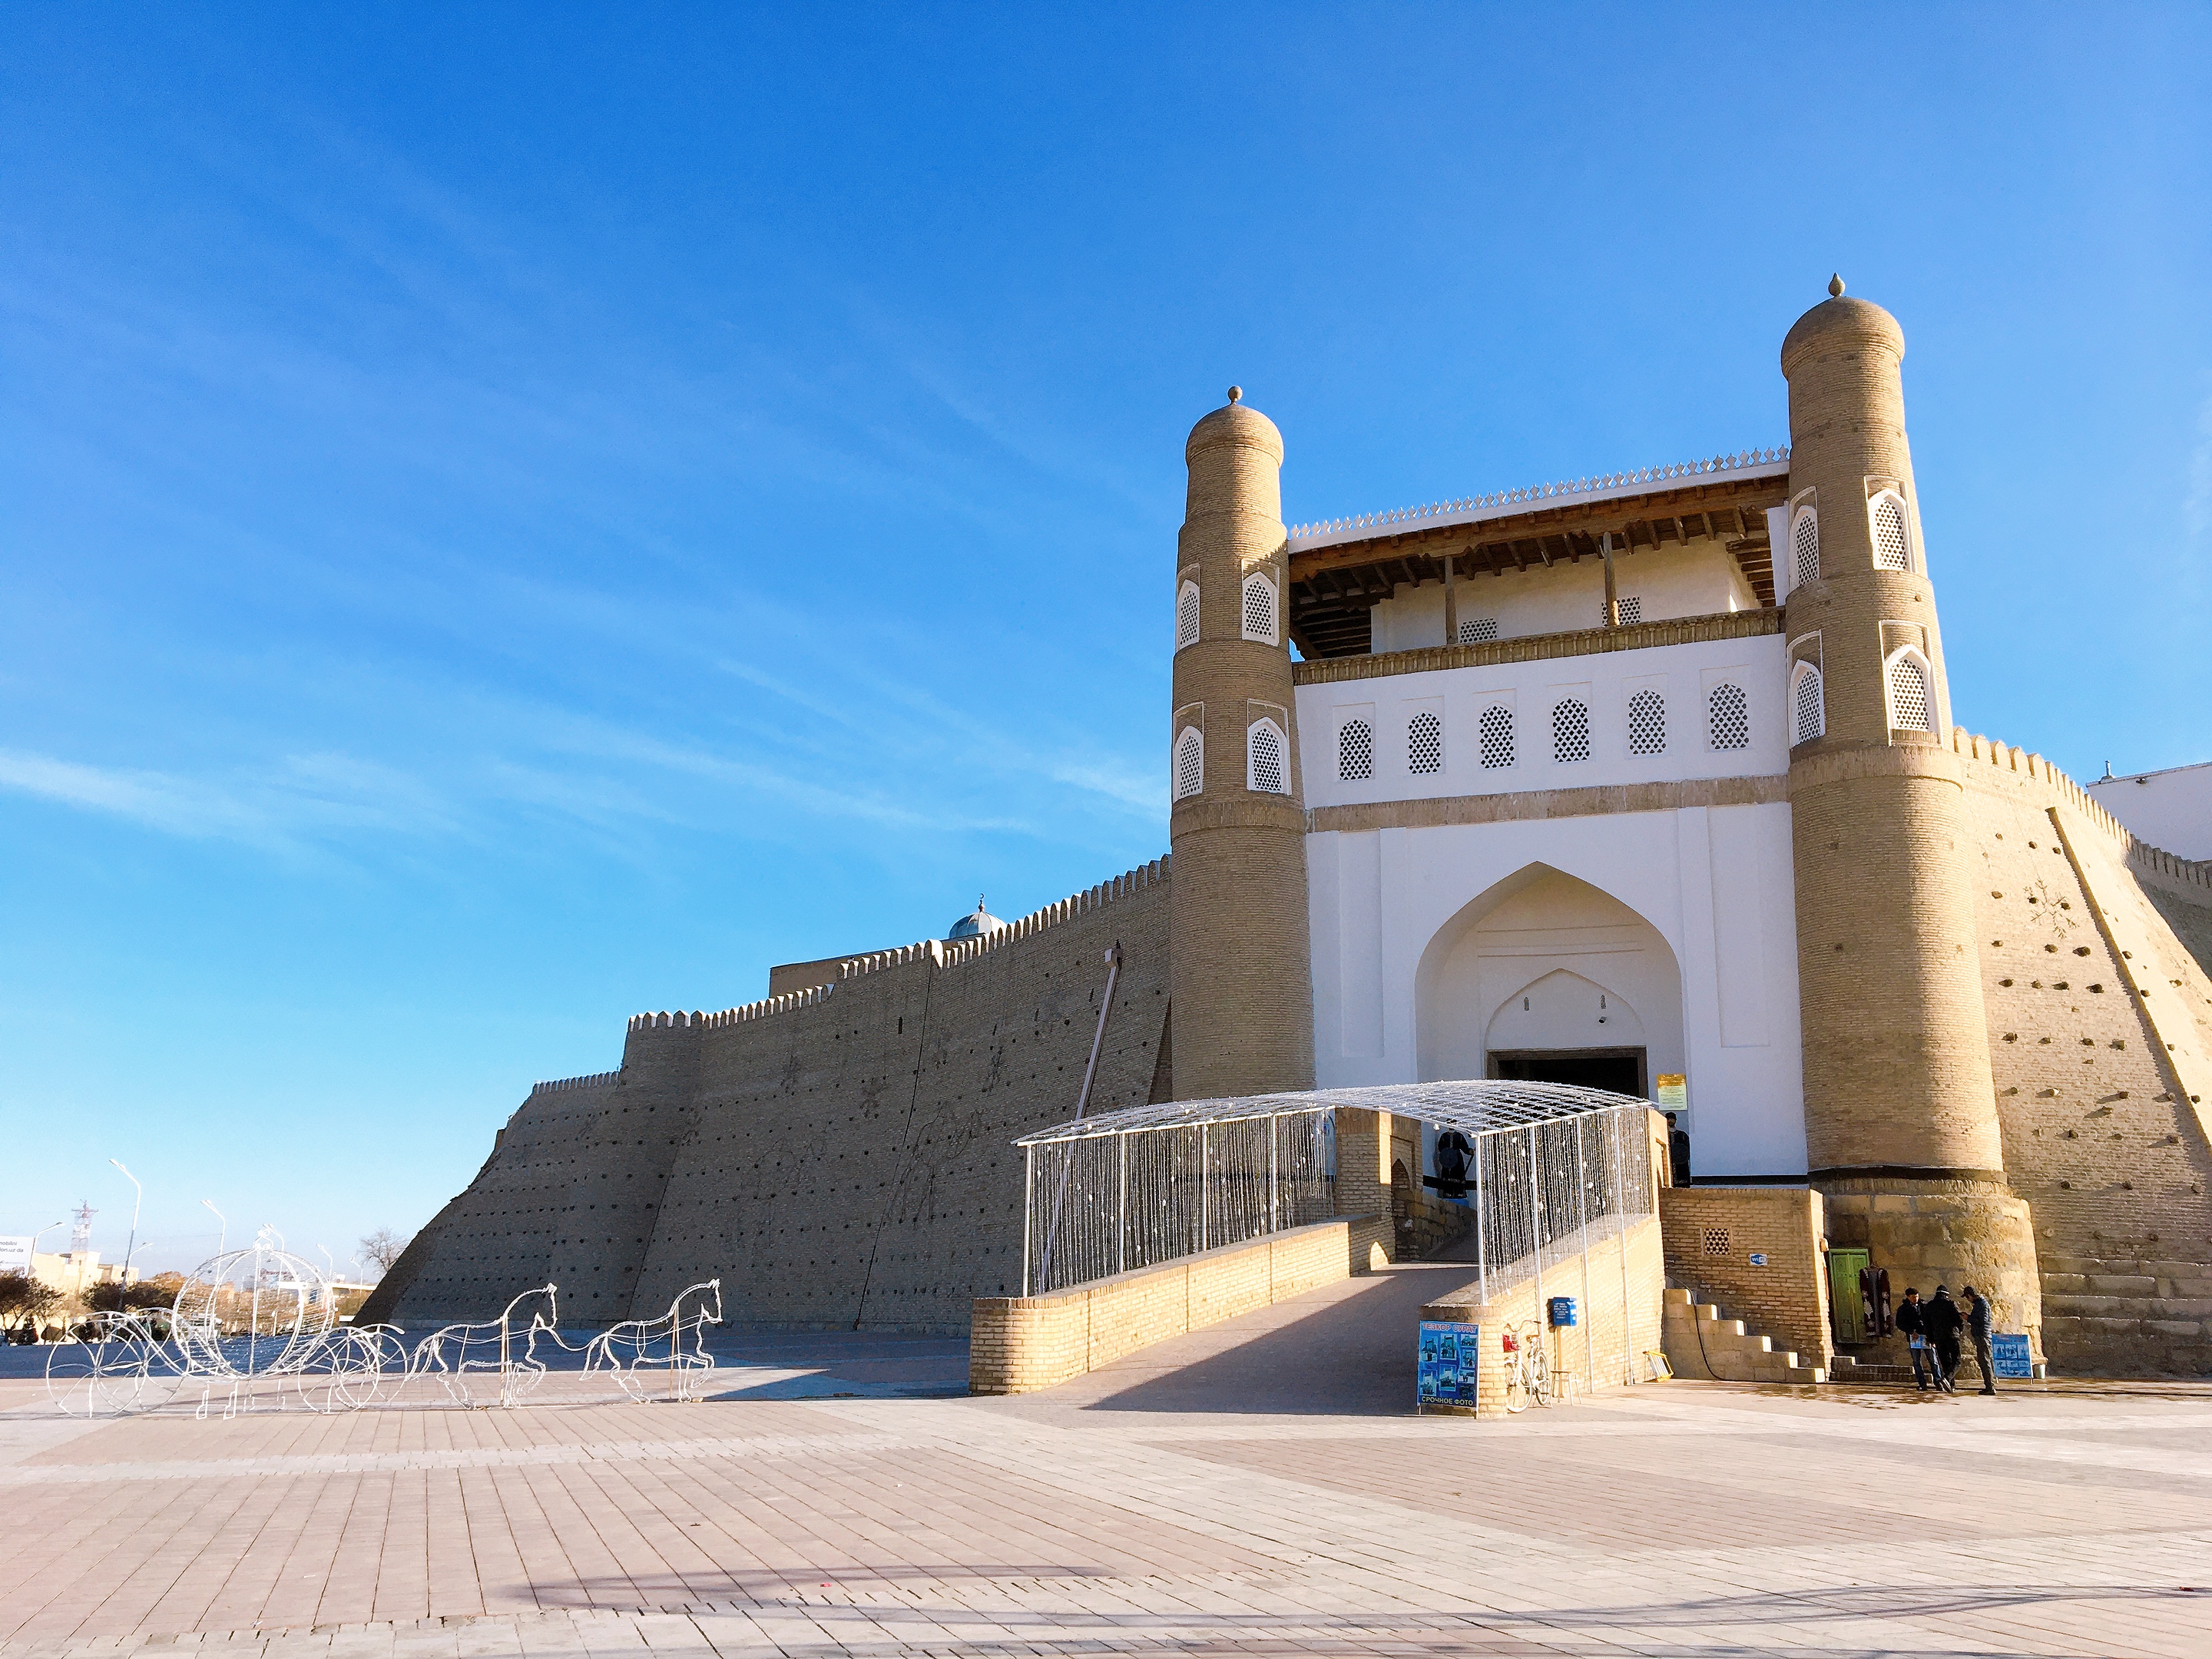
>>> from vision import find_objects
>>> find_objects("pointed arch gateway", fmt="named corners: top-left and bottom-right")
top-left (1413, 863), bottom-right (1684, 1096)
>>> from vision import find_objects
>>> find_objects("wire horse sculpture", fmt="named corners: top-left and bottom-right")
top-left (581, 1280), bottom-right (724, 1402)
top-left (403, 1283), bottom-right (563, 1409)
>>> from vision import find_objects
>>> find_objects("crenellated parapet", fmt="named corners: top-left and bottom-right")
top-left (1949, 727), bottom-right (2212, 894)
top-left (529, 1068), bottom-right (622, 1094)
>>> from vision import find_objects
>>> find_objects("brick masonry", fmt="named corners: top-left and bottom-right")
top-left (1661, 1186), bottom-right (1830, 1369)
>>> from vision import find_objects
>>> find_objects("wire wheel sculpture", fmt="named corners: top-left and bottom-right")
top-left (44, 1311), bottom-right (176, 1419)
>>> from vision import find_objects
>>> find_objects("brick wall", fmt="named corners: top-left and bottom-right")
top-left (969, 1215), bottom-right (1378, 1395)
top-left (1660, 1187), bottom-right (1830, 1367)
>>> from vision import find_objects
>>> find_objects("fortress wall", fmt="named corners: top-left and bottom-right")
top-left (372, 860), bottom-right (1175, 1335)
top-left (1954, 730), bottom-right (2212, 1373)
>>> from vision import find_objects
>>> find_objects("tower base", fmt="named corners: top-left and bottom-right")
top-left (1817, 1174), bottom-right (2044, 1367)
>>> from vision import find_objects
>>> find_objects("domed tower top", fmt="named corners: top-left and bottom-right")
top-left (1184, 386), bottom-right (1284, 465)
top-left (1781, 274), bottom-right (1906, 375)
top-left (945, 896), bottom-right (1005, 942)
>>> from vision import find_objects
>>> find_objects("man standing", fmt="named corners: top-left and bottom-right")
top-left (1895, 1286), bottom-right (1935, 1391)
top-left (1960, 1284), bottom-right (1998, 1396)
top-left (1665, 1112), bottom-right (1690, 1187)
top-left (1923, 1284), bottom-right (1964, 1394)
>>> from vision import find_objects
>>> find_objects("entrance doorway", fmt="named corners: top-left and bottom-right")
top-left (1487, 1047), bottom-right (1647, 1097)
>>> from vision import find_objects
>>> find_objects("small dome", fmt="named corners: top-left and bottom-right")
top-left (945, 894), bottom-right (1006, 941)
top-left (1781, 283), bottom-right (1906, 374)
top-left (1185, 392), bottom-right (1283, 465)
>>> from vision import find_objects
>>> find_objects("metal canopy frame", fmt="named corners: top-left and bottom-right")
top-left (1019, 1079), bottom-right (1647, 1149)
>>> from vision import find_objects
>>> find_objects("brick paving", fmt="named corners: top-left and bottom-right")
top-left (2, 1267), bottom-right (2209, 1659)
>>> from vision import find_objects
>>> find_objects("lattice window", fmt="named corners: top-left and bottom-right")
top-left (1459, 616), bottom-right (1498, 644)
top-left (1479, 704), bottom-right (1515, 770)
top-left (1240, 571), bottom-right (1277, 645)
top-left (1702, 1227), bottom-right (1730, 1257)
top-left (1247, 718), bottom-right (1288, 794)
top-left (1792, 662), bottom-right (1826, 746)
top-left (1337, 718), bottom-right (1373, 782)
top-left (1407, 710), bottom-right (1443, 776)
top-left (1551, 698), bottom-right (1591, 764)
top-left (1887, 649), bottom-right (1935, 732)
top-left (1708, 683), bottom-right (1750, 750)
top-left (1628, 689), bottom-right (1666, 756)
top-left (1791, 507), bottom-right (1820, 588)
top-left (1175, 581), bottom-right (1200, 651)
top-left (1871, 492), bottom-right (1911, 571)
top-left (1174, 727), bottom-right (1204, 800)
top-left (1616, 596), bottom-right (1642, 625)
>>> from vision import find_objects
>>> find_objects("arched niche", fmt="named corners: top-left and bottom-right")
top-left (1414, 863), bottom-right (1684, 1089)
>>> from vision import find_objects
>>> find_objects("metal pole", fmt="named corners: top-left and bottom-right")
top-left (1473, 1129), bottom-right (1488, 1307)
top-left (1528, 1124), bottom-right (1545, 1349)
top-left (1269, 1116), bottom-right (1280, 1232)
top-left (1118, 1134), bottom-right (1128, 1275)
top-left (1574, 1116), bottom-right (1594, 1398)
top-left (108, 1159), bottom-right (142, 1295)
top-left (1021, 1144), bottom-right (1035, 1296)
top-left (1613, 1108), bottom-right (1634, 1385)
top-left (1200, 1124), bottom-right (1210, 1252)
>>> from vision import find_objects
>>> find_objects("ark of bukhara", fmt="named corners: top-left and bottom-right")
top-left (363, 282), bottom-right (2212, 1378)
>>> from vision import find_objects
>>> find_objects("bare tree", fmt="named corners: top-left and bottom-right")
top-left (359, 1227), bottom-right (411, 1277)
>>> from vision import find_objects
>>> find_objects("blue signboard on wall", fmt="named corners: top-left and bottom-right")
top-left (1418, 1320), bottom-right (1480, 1409)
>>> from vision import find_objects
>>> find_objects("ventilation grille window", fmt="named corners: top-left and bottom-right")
top-left (1616, 596), bottom-right (1642, 624)
top-left (1872, 495), bottom-right (1911, 571)
top-left (1888, 652), bottom-right (1934, 732)
top-left (1248, 720), bottom-right (1288, 794)
top-left (1407, 710), bottom-right (1443, 776)
top-left (1479, 705), bottom-right (1515, 770)
top-left (1240, 575), bottom-right (1277, 644)
top-left (1175, 583), bottom-right (1199, 651)
top-left (1174, 729), bottom-right (1204, 800)
top-left (1793, 665), bottom-right (1826, 746)
top-left (1792, 509), bottom-right (1820, 588)
top-left (1627, 689), bottom-right (1666, 756)
top-left (1459, 616), bottom-right (1498, 644)
top-left (1551, 698), bottom-right (1591, 764)
top-left (1337, 719), bottom-right (1373, 782)
top-left (1702, 1227), bottom-right (1730, 1258)
top-left (1708, 683), bottom-right (1750, 750)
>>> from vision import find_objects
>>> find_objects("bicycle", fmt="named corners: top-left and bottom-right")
top-left (1500, 1320), bottom-right (1555, 1413)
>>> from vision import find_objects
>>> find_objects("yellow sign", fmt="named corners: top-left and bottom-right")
top-left (1656, 1074), bottom-right (1687, 1115)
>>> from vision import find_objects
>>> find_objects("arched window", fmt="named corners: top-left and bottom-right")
top-left (1707, 682), bottom-right (1750, 750)
top-left (1627, 689), bottom-right (1666, 756)
top-left (1175, 581), bottom-right (1200, 651)
top-left (1551, 698), bottom-right (1591, 763)
top-left (1337, 718), bottom-right (1373, 781)
top-left (1478, 704), bottom-right (1515, 770)
top-left (1886, 648), bottom-right (1936, 733)
top-left (1173, 727), bottom-right (1204, 800)
top-left (1790, 507), bottom-right (1820, 589)
top-left (1247, 718), bottom-right (1289, 793)
top-left (1458, 616), bottom-right (1498, 644)
top-left (1790, 662), bottom-right (1826, 746)
top-left (1870, 492), bottom-right (1911, 571)
top-left (1408, 710), bottom-right (1443, 775)
top-left (1240, 571), bottom-right (1278, 645)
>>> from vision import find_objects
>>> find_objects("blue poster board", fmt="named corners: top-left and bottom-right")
top-left (1991, 1333), bottom-right (2033, 1379)
top-left (1418, 1320), bottom-right (1480, 1409)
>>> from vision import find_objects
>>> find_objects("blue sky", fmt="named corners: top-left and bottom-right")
top-left (2, 6), bottom-right (2206, 1276)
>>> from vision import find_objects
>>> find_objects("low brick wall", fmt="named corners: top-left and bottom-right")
top-left (1418, 1211), bottom-right (1666, 1419)
top-left (969, 1215), bottom-right (1386, 1395)
top-left (1660, 1186), bottom-right (1830, 1368)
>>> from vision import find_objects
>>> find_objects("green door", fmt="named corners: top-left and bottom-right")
top-left (1828, 1247), bottom-right (1869, 1345)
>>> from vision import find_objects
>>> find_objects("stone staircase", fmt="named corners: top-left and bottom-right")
top-left (1662, 1287), bottom-right (1826, 1384)
top-left (2038, 1251), bottom-right (2212, 1378)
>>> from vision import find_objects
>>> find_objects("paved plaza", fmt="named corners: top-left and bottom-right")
top-left (3, 1262), bottom-right (2209, 1659)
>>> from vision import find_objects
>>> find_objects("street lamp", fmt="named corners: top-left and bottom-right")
top-left (108, 1160), bottom-right (143, 1293)
top-left (203, 1200), bottom-right (227, 1257)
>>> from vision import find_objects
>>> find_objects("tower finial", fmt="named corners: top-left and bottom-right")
top-left (1227, 385), bottom-right (1241, 403)
top-left (1828, 273), bottom-right (1846, 298)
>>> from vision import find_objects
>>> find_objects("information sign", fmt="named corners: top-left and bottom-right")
top-left (0, 1237), bottom-right (30, 1274)
top-left (1991, 1333), bottom-right (2034, 1379)
top-left (1418, 1320), bottom-right (1480, 1409)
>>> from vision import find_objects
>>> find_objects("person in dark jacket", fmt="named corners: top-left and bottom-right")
top-left (1960, 1284), bottom-right (1998, 1394)
top-left (1666, 1111), bottom-right (1690, 1186)
top-left (1923, 1285), bottom-right (1964, 1392)
top-left (1894, 1286), bottom-right (1936, 1390)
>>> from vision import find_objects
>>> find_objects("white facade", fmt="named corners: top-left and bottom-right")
top-left (2085, 760), bottom-right (2212, 860)
top-left (1297, 632), bottom-right (1809, 1180)
top-left (1369, 541), bottom-right (1759, 654)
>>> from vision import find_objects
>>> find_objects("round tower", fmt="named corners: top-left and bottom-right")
top-left (1780, 280), bottom-right (2041, 1353)
top-left (1167, 389), bottom-right (1316, 1101)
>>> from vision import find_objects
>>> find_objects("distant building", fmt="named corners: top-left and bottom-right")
top-left (2088, 760), bottom-right (2212, 860)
